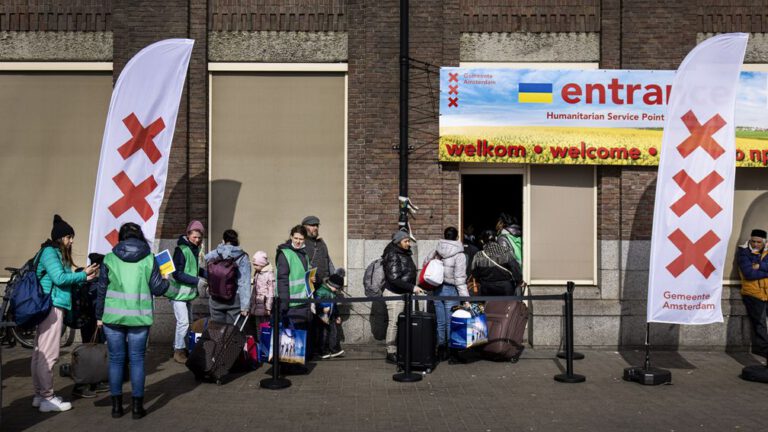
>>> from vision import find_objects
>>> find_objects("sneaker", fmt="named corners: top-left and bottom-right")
top-left (39, 396), bottom-right (72, 413)
top-left (385, 353), bottom-right (397, 364)
top-left (330, 349), bottom-right (345, 358)
top-left (32, 395), bottom-right (42, 408)
top-left (72, 385), bottom-right (97, 399)
top-left (94, 382), bottom-right (110, 393)
top-left (320, 352), bottom-right (332, 359)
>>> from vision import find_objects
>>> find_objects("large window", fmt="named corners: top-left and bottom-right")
top-left (528, 165), bottom-right (596, 282)
top-left (210, 69), bottom-right (346, 267)
top-left (0, 71), bottom-right (111, 270)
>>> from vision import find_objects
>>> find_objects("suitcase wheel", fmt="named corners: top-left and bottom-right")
top-left (425, 368), bottom-right (432, 374)
top-left (215, 379), bottom-right (223, 386)
top-left (510, 357), bottom-right (519, 364)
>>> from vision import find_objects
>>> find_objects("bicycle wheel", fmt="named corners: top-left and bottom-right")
top-left (11, 323), bottom-right (74, 349)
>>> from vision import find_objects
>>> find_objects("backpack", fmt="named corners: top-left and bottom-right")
top-left (363, 258), bottom-right (386, 297)
top-left (207, 252), bottom-right (245, 302)
top-left (9, 250), bottom-right (52, 329)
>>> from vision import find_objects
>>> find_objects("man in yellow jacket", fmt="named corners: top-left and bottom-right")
top-left (736, 228), bottom-right (768, 358)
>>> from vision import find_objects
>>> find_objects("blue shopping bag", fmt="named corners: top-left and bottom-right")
top-left (450, 309), bottom-right (488, 349)
top-left (258, 323), bottom-right (308, 365)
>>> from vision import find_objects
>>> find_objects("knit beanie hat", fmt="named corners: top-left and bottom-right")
top-left (252, 250), bottom-right (269, 267)
top-left (51, 214), bottom-right (75, 241)
top-left (327, 268), bottom-right (346, 289)
top-left (392, 230), bottom-right (410, 244)
top-left (751, 229), bottom-right (767, 240)
top-left (186, 220), bottom-right (205, 236)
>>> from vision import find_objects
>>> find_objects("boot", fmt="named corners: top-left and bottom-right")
top-left (437, 345), bottom-right (448, 362)
top-left (448, 348), bottom-right (464, 365)
top-left (132, 397), bottom-right (147, 419)
top-left (111, 395), bottom-right (124, 418)
top-left (173, 349), bottom-right (188, 364)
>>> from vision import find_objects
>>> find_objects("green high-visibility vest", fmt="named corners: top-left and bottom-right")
top-left (165, 244), bottom-right (199, 302)
top-left (277, 248), bottom-right (308, 308)
top-left (499, 232), bottom-right (523, 270)
top-left (102, 253), bottom-right (155, 327)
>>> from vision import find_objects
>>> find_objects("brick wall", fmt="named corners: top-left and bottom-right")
top-left (347, 0), bottom-right (461, 240)
top-left (0, 0), bottom-right (112, 31)
top-left (460, 0), bottom-right (600, 33)
top-left (209, 0), bottom-right (345, 32)
top-left (111, 1), bottom-right (208, 238)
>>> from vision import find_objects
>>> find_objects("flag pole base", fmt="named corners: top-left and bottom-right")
top-left (740, 364), bottom-right (768, 383)
top-left (623, 366), bottom-right (671, 386)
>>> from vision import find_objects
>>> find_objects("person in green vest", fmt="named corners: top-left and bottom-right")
top-left (32, 215), bottom-right (99, 413)
top-left (166, 220), bottom-right (207, 364)
top-left (276, 225), bottom-right (313, 364)
top-left (94, 222), bottom-right (170, 420)
top-left (496, 213), bottom-right (523, 272)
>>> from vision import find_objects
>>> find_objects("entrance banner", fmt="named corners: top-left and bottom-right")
top-left (646, 33), bottom-right (747, 324)
top-left (439, 66), bottom-right (768, 166)
top-left (88, 39), bottom-right (194, 255)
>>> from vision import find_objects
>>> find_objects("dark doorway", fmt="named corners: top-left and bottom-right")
top-left (461, 174), bottom-right (523, 237)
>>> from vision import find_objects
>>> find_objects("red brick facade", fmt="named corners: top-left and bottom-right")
top-left (3, 0), bottom-right (767, 243)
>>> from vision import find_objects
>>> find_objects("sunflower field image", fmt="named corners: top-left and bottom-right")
top-left (439, 68), bottom-right (768, 167)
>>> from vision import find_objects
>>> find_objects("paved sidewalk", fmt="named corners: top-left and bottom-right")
top-left (1, 344), bottom-right (767, 432)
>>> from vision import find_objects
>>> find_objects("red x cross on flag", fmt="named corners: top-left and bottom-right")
top-left (448, 97), bottom-right (458, 107)
top-left (117, 113), bottom-right (165, 164)
top-left (108, 171), bottom-right (158, 222)
top-left (666, 229), bottom-right (720, 279)
top-left (448, 73), bottom-right (459, 82)
top-left (677, 111), bottom-right (726, 159)
top-left (670, 169), bottom-right (724, 218)
top-left (448, 85), bottom-right (458, 95)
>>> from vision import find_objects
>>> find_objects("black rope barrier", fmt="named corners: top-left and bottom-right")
top-left (259, 282), bottom-right (585, 389)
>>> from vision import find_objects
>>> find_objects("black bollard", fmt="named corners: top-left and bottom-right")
top-left (554, 281), bottom-right (586, 383)
top-left (260, 296), bottom-right (291, 390)
top-left (393, 293), bottom-right (422, 383)
top-left (557, 304), bottom-right (585, 360)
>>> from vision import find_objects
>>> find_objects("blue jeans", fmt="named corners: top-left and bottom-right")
top-left (103, 324), bottom-right (149, 397)
top-left (434, 284), bottom-right (459, 347)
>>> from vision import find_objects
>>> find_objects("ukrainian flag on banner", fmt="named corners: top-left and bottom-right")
top-left (518, 83), bottom-right (553, 103)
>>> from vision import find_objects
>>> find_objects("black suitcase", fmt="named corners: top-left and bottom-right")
top-left (396, 302), bottom-right (437, 373)
top-left (186, 315), bottom-right (248, 384)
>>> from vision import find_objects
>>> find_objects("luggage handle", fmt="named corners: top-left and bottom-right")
top-left (89, 326), bottom-right (102, 344)
top-left (234, 314), bottom-right (249, 332)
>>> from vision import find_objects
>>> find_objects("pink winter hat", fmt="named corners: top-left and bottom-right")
top-left (186, 220), bottom-right (205, 235)
top-left (252, 251), bottom-right (269, 266)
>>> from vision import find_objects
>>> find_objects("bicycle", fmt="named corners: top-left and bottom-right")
top-left (1, 266), bottom-right (75, 349)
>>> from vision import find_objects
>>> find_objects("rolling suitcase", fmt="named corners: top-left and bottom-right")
top-left (396, 301), bottom-right (437, 373)
top-left (186, 315), bottom-right (248, 384)
top-left (482, 299), bottom-right (528, 362)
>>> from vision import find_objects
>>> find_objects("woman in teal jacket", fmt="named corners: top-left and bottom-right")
top-left (31, 215), bottom-right (98, 413)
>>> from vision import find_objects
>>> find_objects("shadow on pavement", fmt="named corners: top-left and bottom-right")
top-left (618, 350), bottom-right (697, 369)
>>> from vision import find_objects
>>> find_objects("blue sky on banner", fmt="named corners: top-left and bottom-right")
top-left (440, 68), bottom-right (768, 129)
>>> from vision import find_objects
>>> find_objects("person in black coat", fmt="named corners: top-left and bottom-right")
top-left (470, 230), bottom-right (522, 296)
top-left (382, 230), bottom-right (426, 363)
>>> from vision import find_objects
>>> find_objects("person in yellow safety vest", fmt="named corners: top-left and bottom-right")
top-left (276, 225), bottom-right (311, 324)
top-left (166, 220), bottom-right (207, 364)
top-left (736, 228), bottom-right (768, 358)
top-left (94, 222), bottom-right (169, 419)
